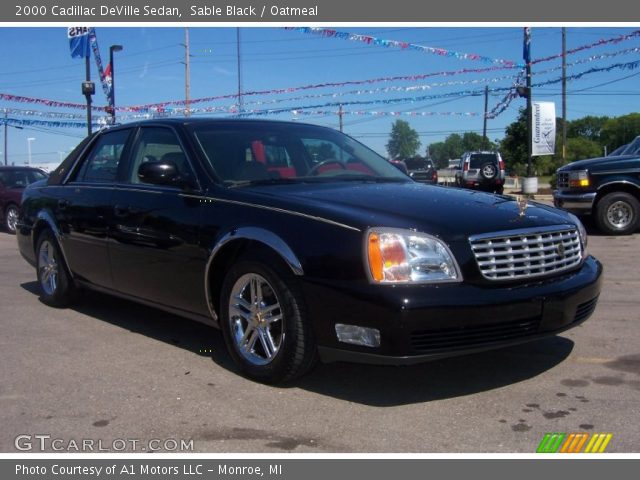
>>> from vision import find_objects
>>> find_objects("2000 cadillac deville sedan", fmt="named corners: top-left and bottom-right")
top-left (17, 119), bottom-right (602, 383)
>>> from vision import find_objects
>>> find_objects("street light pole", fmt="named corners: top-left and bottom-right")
top-left (109, 44), bottom-right (123, 124)
top-left (27, 137), bottom-right (35, 166)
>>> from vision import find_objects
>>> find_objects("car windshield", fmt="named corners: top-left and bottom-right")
top-left (191, 123), bottom-right (409, 186)
top-left (0, 169), bottom-right (47, 188)
top-left (618, 136), bottom-right (640, 156)
top-left (469, 154), bottom-right (498, 168)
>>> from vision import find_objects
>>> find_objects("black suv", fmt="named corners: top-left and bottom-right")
top-left (455, 151), bottom-right (505, 194)
top-left (553, 136), bottom-right (640, 235)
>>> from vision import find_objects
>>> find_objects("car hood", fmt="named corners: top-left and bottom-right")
top-left (558, 155), bottom-right (639, 171)
top-left (239, 182), bottom-right (576, 240)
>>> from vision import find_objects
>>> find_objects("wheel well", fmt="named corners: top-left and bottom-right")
top-left (31, 220), bottom-right (51, 254)
top-left (206, 240), bottom-right (292, 317)
top-left (595, 183), bottom-right (640, 210)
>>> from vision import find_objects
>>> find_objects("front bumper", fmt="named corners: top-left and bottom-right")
top-left (303, 256), bottom-right (603, 365)
top-left (553, 190), bottom-right (596, 214)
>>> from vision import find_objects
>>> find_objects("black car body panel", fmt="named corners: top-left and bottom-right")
top-left (17, 119), bottom-right (602, 372)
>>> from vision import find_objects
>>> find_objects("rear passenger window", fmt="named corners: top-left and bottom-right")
top-left (75, 130), bottom-right (130, 183)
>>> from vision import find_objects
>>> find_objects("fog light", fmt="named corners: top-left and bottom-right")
top-left (335, 324), bottom-right (381, 348)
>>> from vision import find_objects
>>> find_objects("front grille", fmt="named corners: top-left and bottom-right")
top-left (470, 227), bottom-right (582, 281)
top-left (557, 171), bottom-right (570, 189)
top-left (410, 317), bottom-right (540, 352)
top-left (574, 296), bottom-right (599, 323)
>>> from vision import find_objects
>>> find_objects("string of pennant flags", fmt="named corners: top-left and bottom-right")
top-left (283, 27), bottom-right (521, 67)
top-left (3, 28), bottom-right (640, 130)
top-left (3, 56), bottom-right (640, 128)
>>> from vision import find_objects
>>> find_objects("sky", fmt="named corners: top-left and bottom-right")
top-left (1, 26), bottom-right (639, 167)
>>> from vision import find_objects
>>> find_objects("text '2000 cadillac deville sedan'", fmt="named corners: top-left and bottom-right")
top-left (17, 119), bottom-right (602, 383)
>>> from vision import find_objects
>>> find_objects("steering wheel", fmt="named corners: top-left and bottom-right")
top-left (307, 159), bottom-right (347, 176)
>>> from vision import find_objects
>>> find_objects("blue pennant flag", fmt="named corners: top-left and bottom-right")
top-left (68, 27), bottom-right (91, 59)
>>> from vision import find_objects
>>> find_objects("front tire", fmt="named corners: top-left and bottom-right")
top-left (219, 255), bottom-right (317, 384)
top-left (4, 204), bottom-right (19, 234)
top-left (595, 192), bottom-right (640, 235)
top-left (36, 230), bottom-right (76, 307)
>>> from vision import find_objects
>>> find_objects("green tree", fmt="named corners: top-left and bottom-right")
top-left (567, 115), bottom-right (609, 143)
top-left (386, 120), bottom-right (421, 159)
top-left (500, 108), bottom-right (528, 175)
top-left (565, 137), bottom-right (602, 163)
top-left (600, 113), bottom-right (640, 151)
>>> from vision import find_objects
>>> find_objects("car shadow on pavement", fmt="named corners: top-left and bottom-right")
top-left (21, 282), bottom-right (574, 407)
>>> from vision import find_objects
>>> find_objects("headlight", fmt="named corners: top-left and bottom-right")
top-left (567, 213), bottom-right (588, 256)
top-left (365, 228), bottom-right (461, 284)
top-left (568, 170), bottom-right (590, 188)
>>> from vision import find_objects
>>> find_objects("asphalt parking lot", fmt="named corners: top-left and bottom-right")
top-left (1, 218), bottom-right (639, 453)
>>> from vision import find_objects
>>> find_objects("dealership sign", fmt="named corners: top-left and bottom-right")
top-left (532, 101), bottom-right (556, 156)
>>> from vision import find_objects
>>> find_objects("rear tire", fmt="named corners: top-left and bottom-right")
top-left (219, 253), bottom-right (317, 384)
top-left (36, 230), bottom-right (76, 307)
top-left (4, 204), bottom-right (19, 234)
top-left (595, 192), bottom-right (639, 235)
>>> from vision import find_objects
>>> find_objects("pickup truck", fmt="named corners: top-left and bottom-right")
top-left (553, 136), bottom-right (640, 235)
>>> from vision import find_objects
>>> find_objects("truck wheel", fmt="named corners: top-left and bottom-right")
top-left (595, 192), bottom-right (640, 235)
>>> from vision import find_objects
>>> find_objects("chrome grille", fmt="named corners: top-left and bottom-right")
top-left (470, 227), bottom-right (582, 280)
top-left (557, 171), bottom-right (570, 189)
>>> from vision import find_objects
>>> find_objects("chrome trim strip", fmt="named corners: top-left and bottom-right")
top-left (468, 224), bottom-right (576, 242)
top-left (597, 180), bottom-right (640, 191)
top-left (35, 210), bottom-right (74, 279)
top-left (180, 194), bottom-right (361, 232)
top-left (592, 169), bottom-right (640, 176)
top-left (203, 227), bottom-right (305, 322)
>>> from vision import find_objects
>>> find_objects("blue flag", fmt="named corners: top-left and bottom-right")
top-left (68, 27), bottom-right (91, 59)
top-left (523, 27), bottom-right (531, 64)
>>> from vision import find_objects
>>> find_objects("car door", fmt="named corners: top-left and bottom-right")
top-left (59, 128), bottom-right (133, 288)
top-left (108, 126), bottom-right (208, 316)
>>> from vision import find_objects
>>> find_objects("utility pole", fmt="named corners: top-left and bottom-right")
top-left (84, 55), bottom-right (93, 136)
top-left (3, 111), bottom-right (7, 166)
top-left (525, 28), bottom-right (533, 178)
top-left (562, 27), bottom-right (567, 163)
top-left (184, 28), bottom-right (191, 117)
top-left (482, 85), bottom-right (489, 148)
top-left (338, 104), bottom-right (344, 132)
top-left (236, 27), bottom-right (243, 114)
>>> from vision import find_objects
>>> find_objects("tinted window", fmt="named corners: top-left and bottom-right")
top-left (404, 158), bottom-right (429, 170)
top-left (192, 124), bottom-right (406, 185)
top-left (469, 154), bottom-right (498, 168)
top-left (75, 129), bottom-right (130, 183)
top-left (128, 127), bottom-right (194, 185)
top-left (0, 169), bottom-right (46, 188)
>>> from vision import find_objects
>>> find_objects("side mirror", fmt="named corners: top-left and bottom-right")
top-left (138, 160), bottom-right (184, 187)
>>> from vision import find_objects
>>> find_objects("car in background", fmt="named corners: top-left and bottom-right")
top-left (404, 157), bottom-right (438, 184)
top-left (17, 119), bottom-right (601, 383)
top-left (553, 136), bottom-right (640, 235)
top-left (0, 166), bottom-right (48, 234)
top-left (455, 151), bottom-right (505, 194)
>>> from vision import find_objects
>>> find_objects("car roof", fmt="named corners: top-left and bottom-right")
top-left (0, 165), bottom-right (46, 171)
top-left (105, 117), bottom-right (329, 131)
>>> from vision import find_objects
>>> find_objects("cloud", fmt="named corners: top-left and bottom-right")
top-left (139, 61), bottom-right (149, 79)
top-left (214, 67), bottom-right (234, 77)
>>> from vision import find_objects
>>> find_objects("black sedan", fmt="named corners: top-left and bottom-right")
top-left (17, 119), bottom-right (602, 383)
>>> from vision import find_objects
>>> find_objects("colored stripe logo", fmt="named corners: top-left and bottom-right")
top-left (537, 433), bottom-right (612, 453)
